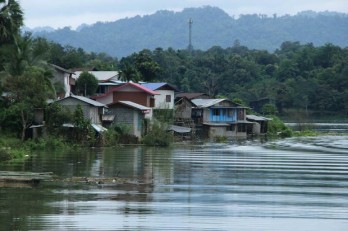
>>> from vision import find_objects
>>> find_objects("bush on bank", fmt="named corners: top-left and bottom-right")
top-left (267, 116), bottom-right (293, 138)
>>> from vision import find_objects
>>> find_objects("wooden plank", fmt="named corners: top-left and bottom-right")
top-left (0, 171), bottom-right (53, 184)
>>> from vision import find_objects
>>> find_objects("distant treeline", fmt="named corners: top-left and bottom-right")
top-left (28, 37), bottom-right (348, 114)
top-left (31, 6), bottom-right (348, 57)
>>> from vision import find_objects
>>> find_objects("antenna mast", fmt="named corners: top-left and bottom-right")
top-left (188, 18), bottom-right (193, 51)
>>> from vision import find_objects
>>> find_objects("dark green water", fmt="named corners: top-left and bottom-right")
top-left (1, 136), bottom-right (348, 231)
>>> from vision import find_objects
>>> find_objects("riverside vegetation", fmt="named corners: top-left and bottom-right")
top-left (1, 1), bottom-right (344, 161)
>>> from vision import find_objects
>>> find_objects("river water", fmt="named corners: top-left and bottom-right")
top-left (1, 136), bottom-right (348, 231)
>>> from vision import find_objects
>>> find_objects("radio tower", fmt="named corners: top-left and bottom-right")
top-left (188, 18), bottom-right (193, 52)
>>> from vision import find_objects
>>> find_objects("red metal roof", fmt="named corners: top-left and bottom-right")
top-left (115, 82), bottom-right (160, 95)
top-left (92, 82), bottom-right (159, 100)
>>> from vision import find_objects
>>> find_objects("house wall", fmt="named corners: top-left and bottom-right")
top-left (57, 98), bottom-right (101, 124)
top-left (113, 92), bottom-right (150, 107)
top-left (96, 93), bottom-right (113, 105)
top-left (202, 108), bottom-right (211, 123)
top-left (154, 90), bottom-right (174, 109)
top-left (52, 70), bottom-right (72, 98)
top-left (175, 99), bottom-right (192, 119)
top-left (205, 124), bottom-right (247, 139)
top-left (109, 106), bottom-right (143, 138)
top-left (209, 108), bottom-right (237, 122)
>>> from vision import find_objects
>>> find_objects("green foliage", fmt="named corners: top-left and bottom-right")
top-left (45, 103), bottom-right (72, 134)
top-left (267, 116), bottom-right (293, 138)
top-left (103, 127), bottom-right (120, 146)
top-left (153, 109), bottom-right (174, 123)
top-left (0, 0), bottom-right (23, 44)
top-left (3, 66), bottom-right (52, 140)
top-left (214, 136), bottom-right (228, 143)
top-left (0, 148), bottom-right (12, 161)
top-left (75, 71), bottom-right (98, 96)
top-left (103, 123), bottom-right (137, 146)
top-left (293, 129), bottom-right (319, 137)
top-left (24, 137), bottom-right (68, 150)
top-left (142, 121), bottom-right (173, 146)
top-left (72, 105), bottom-right (93, 144)
top-left (261, 104), bottom-right (278, 115)
top-left (119, 49), bottom-right (161, 82)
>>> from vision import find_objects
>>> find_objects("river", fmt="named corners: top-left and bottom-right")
top-left (1, 135), bottom-right (348, 231)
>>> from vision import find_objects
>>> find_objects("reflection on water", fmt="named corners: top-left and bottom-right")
top-left (1, 136), bottom-right (348, 230)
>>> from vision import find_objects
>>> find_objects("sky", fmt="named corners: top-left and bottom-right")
top-left (20, 0), bottom-right (348, 29)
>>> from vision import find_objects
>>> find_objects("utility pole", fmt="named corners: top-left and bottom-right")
top-left (188, 18), bottom-right (193, 52)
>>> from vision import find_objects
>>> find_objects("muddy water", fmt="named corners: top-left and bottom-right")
top-left (1, 136), bottom-right (348, 231)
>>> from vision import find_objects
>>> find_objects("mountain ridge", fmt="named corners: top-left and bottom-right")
top-left (31, 6), bottom-right (348, 58)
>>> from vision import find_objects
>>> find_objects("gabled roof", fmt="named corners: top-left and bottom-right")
top-left (49, 64), bottom-right (75, 74)
top-left (192, 98), bottom-right (247, 108)
top-left (74, 71), bottom-right (119, 82)
top-left (114, 82), bottom-right (160, 95)
top-left (55, 95), bottom-right (107, 108)
top-left (176, 92), bottom-right (209, 100)
top-left (141, 82), bottom-right (179, 92)
top-left (109, 101), bottom-right (151, 111)
top-left (92, 82), bottom-right (159, 100)
top-left (175, 96), bottom-right (197, 107)
top-left (192, 98), bottom-right (226, 108)
top-left (246, 115), bottom-right (272, 121)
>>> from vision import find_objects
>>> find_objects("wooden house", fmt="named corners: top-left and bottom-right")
top-left (74, 71), bottom-right (121, 95)
top-left (92, 82), bottom-right (159, 119)
top-left (175, 96), bottom-right (196, 119)
top-left (246, 115), bottom-right (271, 135)
top-left (54, 95), bottom-right (107, 125)
top-left (105, 101), bottom-right (150, 138)
top-left (175, 92), bottom-right (210, 100)
top-left (140, 82), bottom-right (179, 109)
top-left (191, 98), bottom-right (250, 138)
top-left (49, 64), bottom-right (76, 99)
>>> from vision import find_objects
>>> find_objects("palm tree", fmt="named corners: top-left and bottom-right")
top-left (0, 0), bottom-right (23, 44)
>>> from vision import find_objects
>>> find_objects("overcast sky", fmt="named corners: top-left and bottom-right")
top-left (20, 0), bottom-right (348, 29)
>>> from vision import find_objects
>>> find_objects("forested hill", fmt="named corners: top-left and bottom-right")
top-left (32, 6), bottom-right (348, 58)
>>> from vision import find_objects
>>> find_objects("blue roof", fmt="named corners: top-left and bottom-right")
top-left (141, 82), bottom-right (178, 91)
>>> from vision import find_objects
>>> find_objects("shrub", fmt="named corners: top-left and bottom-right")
top-left (267, 116), bottom-right (293, 138)
top-left (0, 149), bottom-right (12, 161)
top-left (215, 136), bottom-right (228, 143)
top-left (142, 121), bottom-right (173, 146)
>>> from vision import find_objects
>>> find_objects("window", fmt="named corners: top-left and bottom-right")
top-left (226, 125), bottom-right (235, 131)
top-left (238, 124), bottom-right (246, 132)
top-left (213, 109), bottom-right (220, 116)
top-left (166, 95), bottom-right (171, 102)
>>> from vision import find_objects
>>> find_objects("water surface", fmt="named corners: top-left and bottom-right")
top-left (1, 136), bottom-right (348, 231)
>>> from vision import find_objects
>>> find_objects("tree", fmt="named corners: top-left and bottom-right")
top-left (3, 67), bottom-right (51, 140)
top-left (0, 0), bottom-right (23, 44)
top-left (119, 61), bottom-right (141, 82)
top-left (75, 71), bottom-right (98, 96)
top-left (134, 49), bottom-right (161, 82)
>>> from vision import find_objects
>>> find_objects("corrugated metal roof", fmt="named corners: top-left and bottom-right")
top-left (49, 64), bottom-right (75, 74)
top-left (168, 125), bottom-right (191, 133)
top-left (91, 124), bottom-right (108, 133)
top-left (246, 115), bottom-right (272, 121)
top-left (115, 101), bottom-right (151, 111)
top-left (74, 71), bottom-right (119, 82)
top-left (55, 95), bottom-right (107, 108)
top-left (141, 82), bottom-right (179, 91)
top-left (176, 92), bottom-right (208, 100)
top-left (191, 98), bottom-right (226, 108)
top-left (71, 95), bottom-right (107, 107)
top-left (115, 82), bottom-right (160, 95)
